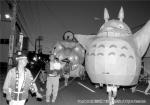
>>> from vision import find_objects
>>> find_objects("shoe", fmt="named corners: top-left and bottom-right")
top-left (52, 99), bottom-right (55, 103)
top-left (46, 99), bottom-right (50, 103)
top-left (36, 92), bottom-right (43, 99)
top-left (95, 85), bottom-right (99, 88)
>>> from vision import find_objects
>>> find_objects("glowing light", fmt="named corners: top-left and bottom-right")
top-left (5, 14), bottom-right (11, 19)
top-left (33, 57), bottom-right (37, 61)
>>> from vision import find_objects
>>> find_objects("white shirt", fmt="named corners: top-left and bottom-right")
top-left (18, 71), bottom-right (25, 92)
top-left (50, 61), bottom-right (61, 70)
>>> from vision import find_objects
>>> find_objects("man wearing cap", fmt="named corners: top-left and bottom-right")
top-left (3, 51), bottom-right (42, 105)
top-left (45, 54), bottom-right (64, 103)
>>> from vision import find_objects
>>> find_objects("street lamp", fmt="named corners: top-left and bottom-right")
top-left (5, 14), bottom-right (11, 19)
top-left (0, 14), bottom-right (11, 22)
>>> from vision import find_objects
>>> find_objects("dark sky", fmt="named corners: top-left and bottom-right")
top-left (17, 0), bottom-right (150, 54)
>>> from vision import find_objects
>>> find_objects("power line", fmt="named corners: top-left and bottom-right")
top-left (17, 4), bottom-right (34, 48)
top-left (43, 1), bottom-right (68, 30)
top-left (16, 16), bottom-right (34, 47)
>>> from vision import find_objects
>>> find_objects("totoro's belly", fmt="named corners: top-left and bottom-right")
top-left (86, 39), bottom-right (140, 86)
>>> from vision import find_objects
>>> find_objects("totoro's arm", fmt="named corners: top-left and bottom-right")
top-left (74, 34), bottom-right (96, 50)
top-left (134, 20), bottom-right (150, 57)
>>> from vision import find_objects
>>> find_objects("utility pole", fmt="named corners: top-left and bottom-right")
top-left (8, 0), bottom-right (17, 70)
top-left (35, 39), bottom-right (37, 53)
top-left (36, 36), bottom-right (43, 54)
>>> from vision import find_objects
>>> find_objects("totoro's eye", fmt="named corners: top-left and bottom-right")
top-left (118, 24), bottom-right (124, 29)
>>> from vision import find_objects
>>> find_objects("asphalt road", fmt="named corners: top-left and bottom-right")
top-left (0, 72), bottom-right (150, 105)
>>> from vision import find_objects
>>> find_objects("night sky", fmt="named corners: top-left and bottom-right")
top-left (17, 0), bottom-right (150, 54)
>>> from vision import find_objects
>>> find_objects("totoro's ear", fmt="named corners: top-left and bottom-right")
top-left (118, 6), bottom-right (124, 22)
top-left (104, 8), bottom-right (109, 22)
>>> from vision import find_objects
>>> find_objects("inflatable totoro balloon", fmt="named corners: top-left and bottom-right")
top-left (75, 7), bottom-right (150, 104)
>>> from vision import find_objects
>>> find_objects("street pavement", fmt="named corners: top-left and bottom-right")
top-left (0, 71), bottom-right (150, 105)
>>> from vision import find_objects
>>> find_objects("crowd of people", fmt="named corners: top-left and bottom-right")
top-left (2, 51), bottom-right (70, 105)
top-left (2, 50), bottom-right (150, 105)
